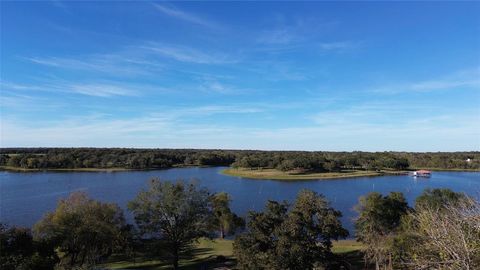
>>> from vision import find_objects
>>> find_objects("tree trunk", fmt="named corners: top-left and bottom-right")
top-left (220, 227), bottom-right (225, 239)
top-left (173, 246), bottom-right (179, 270)
top-left (80, 250), bottom-right (87, 266)
top-left (70, 251), bottom-right (77, 266)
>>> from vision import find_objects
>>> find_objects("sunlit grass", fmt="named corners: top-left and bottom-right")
top-left (222, 168), bottom-right (383, 180)
top-left (103, 238), bottom-right (234, 270)
top-left (103, 239), bottom-right (363, 269)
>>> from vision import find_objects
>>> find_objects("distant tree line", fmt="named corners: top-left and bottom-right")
top-left (1, 182), bottom-right (478, 270)
top-left (1, 148), bottom-right (478, 171)
top-left (0, 148), bottom-right (236, 170)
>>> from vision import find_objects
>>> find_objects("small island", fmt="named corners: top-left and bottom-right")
top-left (222, 168), bottom-right (405, 180)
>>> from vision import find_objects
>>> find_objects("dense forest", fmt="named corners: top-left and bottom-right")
top-left (1, 148), bottom-right (479, 171)
top-left (2, 184), bottom-right (479, 270)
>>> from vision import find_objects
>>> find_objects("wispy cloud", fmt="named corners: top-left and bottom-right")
top-left (49, 0), bottom-right (70, 13)
top-left (68, 84), bottom-right (138, 97)
top-left (257, 28), bottom-right (298, 45)
top-left (0, 103), bottom-right (265, 147)
top-left (0, 82), bottom-right (45, 91)
top-left (254, 18), bottom-right (356, 53)
top-left (3, 106), bottom-right (478, 151)
top-left (152, 3), bottom-right (218, 29)
top-left (410, 79), bottom-right (480, 91)
top-left (318, 41), bottom-right (357, 51)
top-left (27, 41), bottom-right (237, 76)
top-left (372, 68), bottom-right (480, 94)
top-left (2, 81), bottom-right (141, 98)
top-left (201, 80), bottom-right (232, 94)
top-left (141, 43), bottom-right (236, 64)
top-left (195, 77), bottom-right (253, 95)
top-left (256, 17), bottom-right (336, 45)
top-left (173, 105), bottom-right (263, 116)
top-left (26, 54), bottom-right (162, 76)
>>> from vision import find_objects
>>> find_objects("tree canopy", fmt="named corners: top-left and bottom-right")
top-left (1, 148), bottom-right (478, 171)
top-left (0, 224), bottom-right (58, 270)
top-left (33, 192), bottom-right (128, 268)
top-left (392, 189), bottom-right (479, 270)
top-left (128, 179), bottom-right (214, 270)
top-left (211, 192), bottom-right (245, 239)
top-left (354, 192), bottom-right (410, 269)
top-left (234, 190), bottom-right (348, 270)
top-left (415, 188), bottom-right (467, 210)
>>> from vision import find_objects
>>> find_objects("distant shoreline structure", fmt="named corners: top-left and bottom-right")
top-left (411, 170), bottom-right (432, 177)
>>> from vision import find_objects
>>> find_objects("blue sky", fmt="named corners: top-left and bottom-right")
top-left (1, 1), bottom-right (479, 151)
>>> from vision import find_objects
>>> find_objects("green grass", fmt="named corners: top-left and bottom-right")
top-left (102, 239), bottom-right (364, 270)
top-left (222, 168), bottom-right (384, 180)
top-left (332, 240), bottom-right (364, 253)
top-left (103, 238), bottom-right (235, 270)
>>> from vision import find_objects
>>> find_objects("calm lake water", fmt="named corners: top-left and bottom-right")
top-left (1, 167), bottom-right (479, 235)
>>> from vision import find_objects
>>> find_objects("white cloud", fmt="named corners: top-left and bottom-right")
top-left (372, 68), bottom-right (480, 94)
top-left (0, 104), bottom-right (264, 147)
top-left (410, 79), bottom-right (480, 91)
top-left (257, 28), bottom-right (297, 45)
top-left (152, 3), bottom-right (218, 29)
top-left (174, 105), bottom-right (263, 116)
top-left (2, 110), bottom-right (478, 151)
top-left (1, 81), bottom-right (141, 98)
top-left (2, 98), bottom-right (479, 151)
top-left (69, 84), bottom-right (138, 97)
top-left (26, 54), bottom-right (161, 76)
top-left (141, 43), bottom-right (235, 64)
top-left (26, 41), bottom-right (238, 79)
top-left (318, 41), bottom-right (356, 50)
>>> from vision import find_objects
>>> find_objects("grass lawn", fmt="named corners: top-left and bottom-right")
top-left (332, 240), bottom-right (364, 253)
top-left (103, 238), bottom-right (235, 270)
top-left (222, 168), bottom-right (384, 180)
top-left (102, 239), bottom-right (364, 270)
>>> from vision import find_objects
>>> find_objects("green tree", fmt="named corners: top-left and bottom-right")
top-left (234, 200), bottom-right (289, 269)
top-left (392, 189), bottom-right (479, 269)
top-left (354, 192), bottom-right (409, 270)
top-left (234, 190), bottom-right (348, 270)
top-left (211, 192), bottom-right (245, 239)
top-left (128, 179), bottom-right (213, 270)
top-left (415, 188), bottom-right (466, 210)
top-left (0, 224), bottom-right (58, 270)
top-left (33, 192), bottom-right (128, 268)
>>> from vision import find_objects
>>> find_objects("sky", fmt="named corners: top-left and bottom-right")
top-left (1, 1), bottom-right (479, 151)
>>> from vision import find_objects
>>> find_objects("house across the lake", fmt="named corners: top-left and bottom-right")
top-left (412, 170), bottom-right (432, 177)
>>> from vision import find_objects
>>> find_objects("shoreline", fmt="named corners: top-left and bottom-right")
top-left (0, 164), bottom-right (211, 173)
top-left (221, 168), bottom-right (404, 181)
top-left (222, 167), bottom-right (480, 181)
top-left (1, 165), bottom-right (478, 175)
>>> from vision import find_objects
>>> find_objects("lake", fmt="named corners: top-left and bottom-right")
top-left (1, 167), bottom-right (479, 235)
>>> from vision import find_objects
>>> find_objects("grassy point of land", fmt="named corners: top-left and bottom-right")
top-left (221, 168), bottom-right (395, 180)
